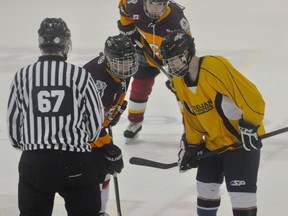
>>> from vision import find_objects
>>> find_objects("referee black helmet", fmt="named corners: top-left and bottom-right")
top-left (38, 18), bottom-right (71, 56)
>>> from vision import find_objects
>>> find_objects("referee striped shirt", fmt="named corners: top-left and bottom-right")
top-left (7, 55), bottom-right (104, 152)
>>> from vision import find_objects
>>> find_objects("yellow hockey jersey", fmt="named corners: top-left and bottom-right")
top-left (173, 56), bottom-right (265, 151)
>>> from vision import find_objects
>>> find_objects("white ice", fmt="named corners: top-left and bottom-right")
top-left (1, 0), bottom-right (288, 215)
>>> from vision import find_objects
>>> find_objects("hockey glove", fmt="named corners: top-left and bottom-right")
top-left (102, 144), bottom-right (124, 174)
top-left (117, 21), bottom-right (141, 42)
top-left (238, 118), bottom-right (263, 151)
top-left (177, 135), bottom-right (204, 172)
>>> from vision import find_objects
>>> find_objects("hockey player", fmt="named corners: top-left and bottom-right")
top-left (161, 30), bottom-right (265, 216)
top-left (84, 34), bottom-right (138, 216)
top-left (118, 0), bottom-right (191, 141)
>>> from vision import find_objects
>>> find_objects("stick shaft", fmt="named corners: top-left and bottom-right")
top-left (113, 173), bottom-right (122, 216)
top-left (198, 126), bottom-right (288, 159)
top-left (129, 126), bottom-right (288, 169)
top-left (134, 39), bottom-right (172, 81)
top-left (108, 126), bottom-right (122, 216)
top-left (129, 157), bottom-right (177, 169)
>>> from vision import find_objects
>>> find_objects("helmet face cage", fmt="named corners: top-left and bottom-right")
top-left (104, 35), bottom-right (139, 79)
top-left (143, 0), bottom-right (168, 20)
top-left (163, 53), bottom-right (188, 77)
top-left (38, 18), bottom-right (71, 55)
top-left (161, 30), bottom-right (195, 77)
top-left (107, 54), bottom-right (139, 79)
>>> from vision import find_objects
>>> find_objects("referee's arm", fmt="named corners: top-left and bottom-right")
top-left (84, 75), bottom-right (104, 144)
top-left (7, 78), bottom-right (22, 149)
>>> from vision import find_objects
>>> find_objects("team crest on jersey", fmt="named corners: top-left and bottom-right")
top-left (191, 99), bottom-right (213, 115)
top-left (180, 18), bottom-right (190, 33)
top-left (127, 0), bottom-right (138, 4)
top-left (95, 80), bottom-right (107, 98)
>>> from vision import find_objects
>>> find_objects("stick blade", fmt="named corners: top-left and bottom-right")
top-left (129, 157), bottom-right (177, 169)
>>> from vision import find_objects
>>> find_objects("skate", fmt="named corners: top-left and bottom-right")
top-left (123, 122), bottom-right (142, 143)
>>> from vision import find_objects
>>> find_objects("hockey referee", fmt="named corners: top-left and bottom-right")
top-left (7, 18), bottom-right (104, 216)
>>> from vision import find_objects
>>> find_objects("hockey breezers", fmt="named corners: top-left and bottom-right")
top-left (129, 126), bottom-right (288, 169)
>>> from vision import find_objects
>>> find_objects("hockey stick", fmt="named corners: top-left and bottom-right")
top-left (129, 157), bottom-right (177, 169)
top-left (198, 126), bottom-right (288, 160)
top-left (129, 126), bottom-right (288, 169)
top-left (108, 126), bottom-right (122, 216)
top-left (134, 39), bottom-right (172, 81)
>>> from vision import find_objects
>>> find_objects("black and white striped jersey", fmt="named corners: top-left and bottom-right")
top-left (7, 55), bottom-right (104, 152)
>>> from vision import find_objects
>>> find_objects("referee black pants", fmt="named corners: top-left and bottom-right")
top-left (18, 150), bottom-right (101, 216)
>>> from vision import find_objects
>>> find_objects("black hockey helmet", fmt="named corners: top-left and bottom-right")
top-left (38, 18), bottom-right (71, 54)
top-left (143, 0), bottom-right (169, 20)
top-left (161, 29), bottom-right (195, 77)
top-left (104, 35), bottom-right (138, 79)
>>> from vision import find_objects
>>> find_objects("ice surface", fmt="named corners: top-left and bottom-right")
top-left (1, 0), bottom-right (288, 215)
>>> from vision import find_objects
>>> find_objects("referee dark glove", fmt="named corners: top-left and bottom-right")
top-left (102, 144), bottom-right (124, 174)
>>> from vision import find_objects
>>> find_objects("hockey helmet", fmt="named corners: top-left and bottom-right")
top-left (143, 0), bottom-right (169, 20)
top-left (38, 18), bottom-right (71, 55)
top-left (161, 29), bottom-right (195, 77)
top-left (104, 35), bottom-right (139, 79)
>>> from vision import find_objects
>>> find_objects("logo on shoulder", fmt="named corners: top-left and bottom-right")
top-left (230, 180), bottom-right (246, 187)
top-left (97, 54), bottom-right (105, 64)
top-left (127, 0), bottom-right (138, 4)
top-left (180, 18), bottom-right (190, 33)
top-left (95, 80), bottom-right (107, 98)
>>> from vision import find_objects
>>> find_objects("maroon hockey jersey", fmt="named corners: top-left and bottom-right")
top-left (84, 53), bottom-right (131, 147)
